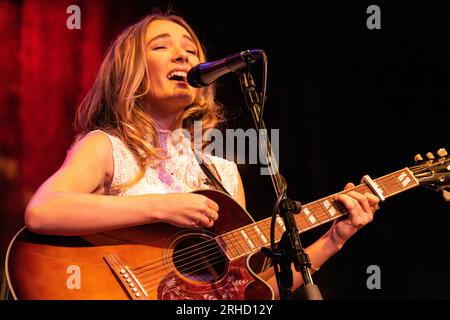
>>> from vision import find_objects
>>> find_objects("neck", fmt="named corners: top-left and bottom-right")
top-left (148, 110), bottom-right (183, 132)
top-left (145, 100), bottom-right (187, 131)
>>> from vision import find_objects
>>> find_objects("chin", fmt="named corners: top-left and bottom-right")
top-left (174, 93), bottom-right (195, 106)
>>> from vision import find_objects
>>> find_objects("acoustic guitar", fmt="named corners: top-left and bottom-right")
top-left (4, 149), bottom-right (449, 300)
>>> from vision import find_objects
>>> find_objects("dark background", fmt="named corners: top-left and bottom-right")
top-left (0, 0), bottom-right (449, 299)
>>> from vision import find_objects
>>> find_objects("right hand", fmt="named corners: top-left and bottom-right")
top-left (156, 193), bottom-right (219, 228)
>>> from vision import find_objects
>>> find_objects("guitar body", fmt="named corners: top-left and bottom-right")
top-left (5, 190), bottom-right (274, 300)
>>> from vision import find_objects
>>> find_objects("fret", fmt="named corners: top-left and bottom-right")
top-left (302, 206), bottom-right (318, 226)
top-left (260, 220), bottom-right (271, 242)
top-left (244, 225), bottom-right (262, 249)
top-left (216, 235), bottom-right (237, 260)
top-left (319, 198), bottom-right (339, 218)
top-left (250, 223), bottom-right (270, 247)
top-left (227, 232), bottom-right (244, 258)
top-left (276, 216), bottom-right (286, 233)
top-left (296, 207), bottom-right (314, 230)
top-left (376, 177), bottom-right (390, 196)
top-left (233, 230), bottom-right (250, 255)
top-left (240, 229), bottom-right (256, 251)
top-left (392, 169), bottom-right (418, 193)
top-left (386, 174), bottom-right (404, 196)
top-left (258, 219), bottom-right (267, 237)
top-left (259, 220), bottom-right (272, 245)
top-left (227, 231), bottom-right (246, 257)
top-left (264, 219), bottom-right (282, 242)
top-left (397, 171), bottom-right (411, 188)
top-left (294, 216), bottom-right (303, 232)
top-left (310, 202), bottom-right (331, 222)
top-left (220, 233), bottom-right (239, 259)
top-left (371, 169), bottom-right (418, 199)
top-left (354, 184), bottom-right (370, 195)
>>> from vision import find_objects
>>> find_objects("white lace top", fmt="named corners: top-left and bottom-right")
top-left (90, 130), bottom-right (238, 199)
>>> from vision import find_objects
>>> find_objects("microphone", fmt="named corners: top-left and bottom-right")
top-left (187, 49), bottom-right (264, 88)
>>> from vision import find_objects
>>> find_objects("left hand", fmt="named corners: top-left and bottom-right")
top-left (327, 182), bottom-right (380, 249)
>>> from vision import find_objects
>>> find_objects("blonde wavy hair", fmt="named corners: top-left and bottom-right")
top-left (75, 12), bottom-right (223, 191)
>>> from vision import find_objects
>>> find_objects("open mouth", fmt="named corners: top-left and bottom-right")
top-left (167, 70), bottom-right (187, 82)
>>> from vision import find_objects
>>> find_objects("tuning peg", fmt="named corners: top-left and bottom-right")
top-left (437, 148), bottom-right (448, 157)
top-left (426, 152), bottom-right (435, 160)
top-left (414, 154), bottom-right (423, 162)
top-left (443, 190), bottom-right (450, 202)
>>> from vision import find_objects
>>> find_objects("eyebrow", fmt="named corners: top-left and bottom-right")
top-left (148, 33), bottom-right (196, 46)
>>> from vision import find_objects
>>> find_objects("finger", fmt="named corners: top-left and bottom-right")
top-left (190, 214), bottom-right (206, 228)
top-left (336, 193), bottom-right (359, 213)
top-left (203, 207), bottom-right (219, 222)
top-left (365, 193), bottom-right (380, 206)
top-left (200, 212), bottom-right (213, 227)
top-left (206, 198), bottom-right (220, 212)
top-left (348, 191), bottom-right (372, 215)
top-left (353, 193), bottom-right (374, 223)
top-left (364, 193), bottom-right (380, 212)
top-left (189, 218), bottom-right (200, 228)
top-left (336, 193), bottom-right (364, 227)
top-left (211, 208), bottom-right (219, 221)
top-left (344, 182), bottom-right (355, 191)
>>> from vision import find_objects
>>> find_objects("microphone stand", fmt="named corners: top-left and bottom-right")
top-left (238, 70), bottom-right (323, 300)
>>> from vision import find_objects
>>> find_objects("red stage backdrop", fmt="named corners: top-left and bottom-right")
top-left (0, 0), bottom-right (143, 276)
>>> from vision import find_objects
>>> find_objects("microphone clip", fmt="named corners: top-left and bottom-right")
top-left (240, 49), bottom-right (264, 65)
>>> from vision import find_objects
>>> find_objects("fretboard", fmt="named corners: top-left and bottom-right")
top-left (216, 168), bottom-right (419, 260)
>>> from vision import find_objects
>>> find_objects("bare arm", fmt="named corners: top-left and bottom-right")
top-left (25, 132), bottom-right (219, 236)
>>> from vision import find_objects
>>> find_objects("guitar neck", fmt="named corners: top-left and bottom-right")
top-left (217, 167), bottom-right (419, 260)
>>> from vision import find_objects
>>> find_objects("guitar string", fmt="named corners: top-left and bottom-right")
top-left (137, 177), bottom-right (405, 288)
top-left (131, 175), bottom-right (417, 277)
top-left (135, 190), bottom-right (410, 292)
top-left (140, 255), bottom-right (229, 290)
top-left (133, 167), bottom-right (422, 272)
top-left (133, 163), bottom-right (430, 274)
top-left (131, 165), bottom-right (428, 268)
top-left (138, 250), bottom-right (227, 286)
top-left (133, 163), bottom-right (430, 271)
top-left (134, 214), bottom-right (275, 277)
top-left (134, 183), bottom-right (405, 291)
top-left (134, 242), bottom-right (227, 277)
top-left (136, 164), bottom-right (439, 290)
top-left (131, 177), bottom-right (410, 286)
top-left (136, 217), bottom-right (293, 285)
top-left (133, 224), bottom-right (262, 277)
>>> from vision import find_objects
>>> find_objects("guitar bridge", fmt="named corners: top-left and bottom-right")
top-left (104, 254), bottom-right (148, 300)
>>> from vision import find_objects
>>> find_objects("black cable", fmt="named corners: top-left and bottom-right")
top-left (258, 51), bottom-right (268, 130)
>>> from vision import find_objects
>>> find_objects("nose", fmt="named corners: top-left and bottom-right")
top-left (173, 48), bottom-right (189, 64)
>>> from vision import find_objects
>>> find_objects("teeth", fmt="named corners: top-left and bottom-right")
top-left (167, 70), bottom-right (187, 80)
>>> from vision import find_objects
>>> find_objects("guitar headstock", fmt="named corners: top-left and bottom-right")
top-left (411, 148), bottom-right (450, 192)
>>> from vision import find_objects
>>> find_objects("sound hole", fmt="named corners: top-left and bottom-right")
top-left (172, 234), bottom-right (227, 283)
